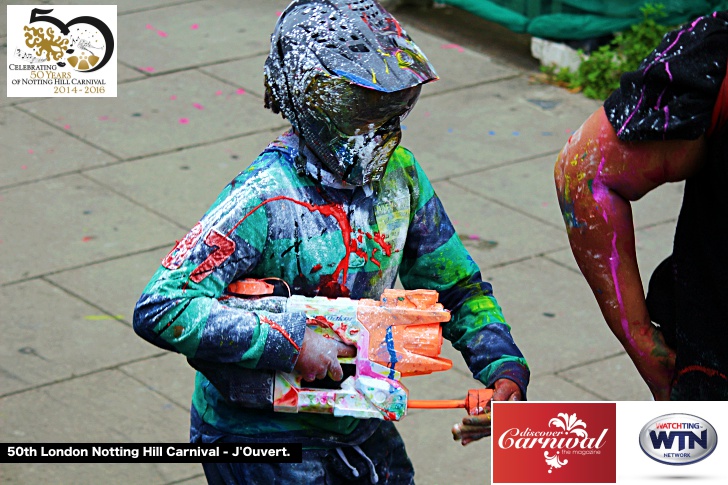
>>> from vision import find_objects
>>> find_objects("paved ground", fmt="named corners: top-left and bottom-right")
top-left (1, 1), bottom-right (685, 484)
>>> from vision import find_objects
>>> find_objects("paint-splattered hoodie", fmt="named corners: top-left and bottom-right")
top-left (133, 131), bottom-right (529, 445)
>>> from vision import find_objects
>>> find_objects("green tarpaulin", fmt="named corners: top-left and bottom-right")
top-left (440, 0), bottom-right (728, 39)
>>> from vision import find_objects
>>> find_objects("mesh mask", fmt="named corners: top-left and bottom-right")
top-left (264, 0), bottom-right (438, 185)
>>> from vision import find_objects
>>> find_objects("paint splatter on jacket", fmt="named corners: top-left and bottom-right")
top-left (133, 131), bottom-right (529, 442)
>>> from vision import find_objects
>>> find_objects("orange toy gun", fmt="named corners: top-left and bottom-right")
top-left (189, 282), bottom-right (492, 421)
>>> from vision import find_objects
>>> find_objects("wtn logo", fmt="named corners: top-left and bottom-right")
top-left (639, 414), bottom-right (717, 465)
top-left (649, 429), bottom-right (707, 451)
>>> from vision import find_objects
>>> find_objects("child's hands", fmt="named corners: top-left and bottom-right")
top-left (294, 328), bottom-right (356, 382)
top-left (451, 379), bottom-right (521, 446)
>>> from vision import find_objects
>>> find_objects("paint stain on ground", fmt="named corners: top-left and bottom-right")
top-left (146, 23), bottom-right (169, 38)
top-left (441, 43), bottom-right (464, 53)
top-left (527, 99), bottom-right (560, 110)
top-left (459, 234), bottom-right (498, 250)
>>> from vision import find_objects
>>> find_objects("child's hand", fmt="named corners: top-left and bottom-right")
top-left (294, 328), bottom-right (356, 382)
top-left (451, 379), bottom-right (521, 446)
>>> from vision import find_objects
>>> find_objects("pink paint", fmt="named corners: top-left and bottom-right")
top-left (145, 24), bottom-right (154, 30)
top-left (82, 236), bottom-right (94, 242)
top-left (663, 106), bottom-right (670, 133)
top-left (193, 102), bottom-right (204, 110)
top-left (592, 153), bottom-right (642, 355)
top-left (27, 149), bottom-right (34, 154)
top-left (620, 18), bottom-right (704, 135)
top-left (21, 165), bottom-right (28, 170)
top-left (276, 11), bottom-right (283, 16)
top-left (617, 86), bottom-right (645, 136)
top-left (235, 88), bottom-right (246, 95)
top-left (441, 43), bottom-right (464, 53)
top-left (98, 115), bottom-right (109, 121)
top-left (157, 30), bottom-right (168, 37)
top-left (63, 124), bottom-right (71, 130)
top-left (140, 66), bottom-right (155, 72)
top-left (215, 90), bottom-right (223, 96)
top-left (190, 23), bottom-right (199, 30)
top-left (169, 94), bottom-right (177, 100)
top-left (179, 118), bottom-right (190, 124)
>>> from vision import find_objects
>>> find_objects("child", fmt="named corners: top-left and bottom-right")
top-left (134, 0), bottom-right (529, 482)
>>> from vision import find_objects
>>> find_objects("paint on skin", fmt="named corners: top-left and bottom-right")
top-left (557, 164), bottom-right (587, 231)
top-left (591, 150), bottom-right (643, 356)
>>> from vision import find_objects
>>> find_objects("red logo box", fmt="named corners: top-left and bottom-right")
top-left (492, 402), bottom-right (616, 483)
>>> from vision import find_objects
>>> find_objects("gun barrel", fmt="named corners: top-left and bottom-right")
top-left (408, 399), bottom-right (465, 409)
top-left (407, 388), bottom-right (494, 415)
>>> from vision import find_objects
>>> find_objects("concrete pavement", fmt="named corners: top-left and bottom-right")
top-left (1, 1), bottom-right (684, 484)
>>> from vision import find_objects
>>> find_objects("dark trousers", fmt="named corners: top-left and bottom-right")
top-left (191, 408), bottom-right (415, 484)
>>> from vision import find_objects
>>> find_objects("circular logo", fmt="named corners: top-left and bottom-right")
top-left (639, 413), bottom-right (717, 465)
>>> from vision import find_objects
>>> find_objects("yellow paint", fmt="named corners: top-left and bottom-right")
top-left (563, 173), bottom-right (572, 203)
top-left (84, 314), bottom-right (125, 321)
top-left (371, 69), bottom-right (377, 84)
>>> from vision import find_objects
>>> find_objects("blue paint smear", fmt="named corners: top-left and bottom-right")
top-left (385, 325), bottom-right (398, 379)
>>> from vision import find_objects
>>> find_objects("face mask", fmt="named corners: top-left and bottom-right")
top-left (300, 76), bottom-right (420, 185)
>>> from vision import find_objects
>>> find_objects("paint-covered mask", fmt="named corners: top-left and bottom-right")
top-left (264, 0), bottom-right (438, 185)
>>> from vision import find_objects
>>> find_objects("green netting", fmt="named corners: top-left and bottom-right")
top-left (440, 0), bottom-right (728, 39)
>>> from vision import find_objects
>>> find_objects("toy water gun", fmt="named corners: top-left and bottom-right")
top-left (188, 280), bottom-right (492, 421)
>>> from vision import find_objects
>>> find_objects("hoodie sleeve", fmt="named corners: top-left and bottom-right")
top-left (397, 154), bottom-right (530, 398)
top-left (133, 153), bottom-right (306, 372)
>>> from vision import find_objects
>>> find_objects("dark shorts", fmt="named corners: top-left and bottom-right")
top-left (190, 407), bottom-right (415, 484)
top-left (647, 252), bottom-right (728, 400)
